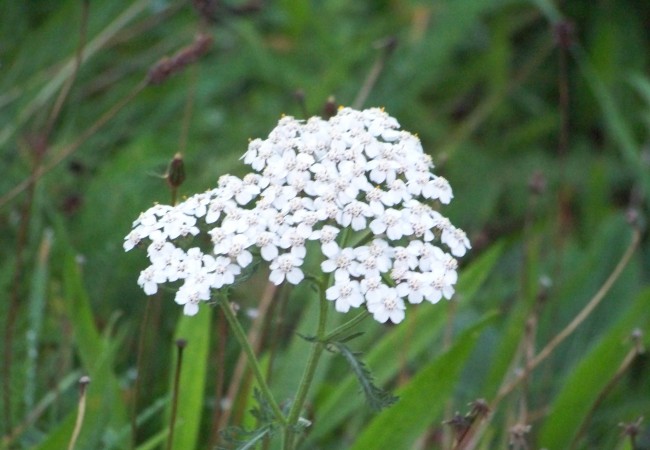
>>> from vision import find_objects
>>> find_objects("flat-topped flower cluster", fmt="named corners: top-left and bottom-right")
top-left (124, 107), bottom-right (470, 323)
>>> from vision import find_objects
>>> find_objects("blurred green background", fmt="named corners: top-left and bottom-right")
top-left (1, 0), bottom-right (650, 449)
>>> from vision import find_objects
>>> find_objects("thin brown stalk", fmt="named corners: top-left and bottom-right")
top-left (496, 229), bottom-right (640, 404)
top-left (179, 67), bottom-right (197, 156)
top-left (209, 312), bottom-right (228, 448)
top-left (67, 376), bottom-right (91, 450)
top-left (259, 288), bottom-right (284, 450)
top-left (555, 21), bottom-right (572, 162)
top-left (516, 316), bottom-right (537, 427)
top-left (2, 371), bottom-right (80, 447)
top-left (442, 299), bottom-right (458, 449)
top-left (44, 1), bottom-right (89, 139)
top-left (261, 283), bottom-right (285, 384)
top-left (552, 20), bottom-right (574, 318)
top-left (166, 339), bottom-right (187, 450)
top-left (131, 297), bottom-right (154, 449)
top-left (352, 36), bottom-right (397, 110)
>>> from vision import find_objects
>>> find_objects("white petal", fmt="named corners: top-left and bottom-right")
top-left (261, 245), bottom-right (279, 261)
top-left (335, 299), bottom-right (351, 313)
top-left (184, 303), bottom-right (199, 316)
top-left (388, 309), bottom-right (405, 323)
top-left (286, 268), bottom-right (304, 285)
top-left (269, 270), bottom-right (284, 285)
top-left (321, 260), bottom-right (336, 273)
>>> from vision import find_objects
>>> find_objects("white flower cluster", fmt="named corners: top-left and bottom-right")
top-left (124, 107), bottom-right (470, 323)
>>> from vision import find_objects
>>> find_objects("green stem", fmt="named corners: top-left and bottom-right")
top-left (282, 285), bottom-right (330, 450)
top-left (217, 295), bottom-right (287, 426)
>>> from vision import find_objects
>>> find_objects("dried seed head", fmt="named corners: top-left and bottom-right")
top-left (619, 416), bottom-right (643, 439)
top-left (444, 412), bottom-right (471, 441)
top-left (147, 34), bottom-right (213, 85)
top-left (468, 398), bottom-right (490, 420)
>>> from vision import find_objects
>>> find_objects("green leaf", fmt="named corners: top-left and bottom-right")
top-left (271, 282), bottom-right (331, 404)
top-left (24, 229), bottom-right (52, 411)
top-left (348, 312), bottom-right (497, 450)
top-left (55, 217), bottom-right (129, 447)
top-left (456, 240), bottom-right (507, 303)
top-left (34, 247), bottom-right (127, 449)
top-left (135, 428), bottom-right (170, 450)
top-left (165, 306), bottom-right (212, 450)
top-left (538, 288), bottom-right (650, 449)
top-left (33, 411), bottom-right (77, 450)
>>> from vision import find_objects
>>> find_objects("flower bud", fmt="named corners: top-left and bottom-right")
top-left (322, 96), bottom-right (337, 120)
top-left (166, 153), bottom-right (185, 189)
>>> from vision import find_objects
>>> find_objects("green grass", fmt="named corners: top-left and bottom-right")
top-left (1, 1), bottom-right (650, 449)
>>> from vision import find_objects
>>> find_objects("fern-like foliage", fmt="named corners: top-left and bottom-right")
top-left (328, 335), bottom-right (399, 411)
top-left (218, 389), bottom-right (279, 450)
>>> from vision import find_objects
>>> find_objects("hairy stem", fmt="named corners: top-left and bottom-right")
top-left (216, 282), bottom-right (277, 431)
top-left (321, 310), bottom-right (369, 342)
top-left (218, 295), bottom-right (287, 426)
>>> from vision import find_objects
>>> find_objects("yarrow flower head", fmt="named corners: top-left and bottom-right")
top-left (125, 107), bottom-right (471, 322)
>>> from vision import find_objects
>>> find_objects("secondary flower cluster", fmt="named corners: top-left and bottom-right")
top-left (124, 107), bottom-right (470, 323)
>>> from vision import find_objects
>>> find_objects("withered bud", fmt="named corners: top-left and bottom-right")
top-left (294, 89), bottom-right (305, 104)
top-left (443, 412), bottom-right (471, 441)
top-left (166, 153), bottom-right (185, 189)
top-left (536, 275), bottom-right (552, 304)
top-left (630, 328), bottom-right (645, 354)
top-left (27, 133), bottom-right (49, 160)
top-left (148, 34), bottom-right (213, 85)
top-left (508, 423), bottom-right (531, 446)
top-left (192, 0), bottom-right (218, 23)
top-left (192, 0), bottom-right (262, 22)
top-left (528, 170), bottom-right (547, 195)
top-left (78, 375), bottom-right (91, 394)
top-left (625, 208), bottom-right (644, 231)
top-left (468, 399), bottom-right (490, 420)
top-left (322, 96), bottom-right (337, 120)
top-left (228, 0), bottom-right (262, 15)
top-left (374, 35), bottom-right (398, 56)
top-left (294, 89), bottom-right (308, 117)
top-left (175, 338), bottom-right (188, 349)
top-left (619, 416), bottom-right (643, 439)
top-left (443, 400), bottom-right (489, 444)
top-left (553, 20), bottom-right (575, 50)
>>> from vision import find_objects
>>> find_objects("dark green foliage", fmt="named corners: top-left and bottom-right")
top-left (2, 0), bottom-right (650, 449)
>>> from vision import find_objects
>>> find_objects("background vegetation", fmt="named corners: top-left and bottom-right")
top-left (1, 0), bottom-right (650, 448)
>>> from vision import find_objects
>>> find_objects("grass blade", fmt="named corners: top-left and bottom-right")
top-left (348, 312), bottom-right (497, 450)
